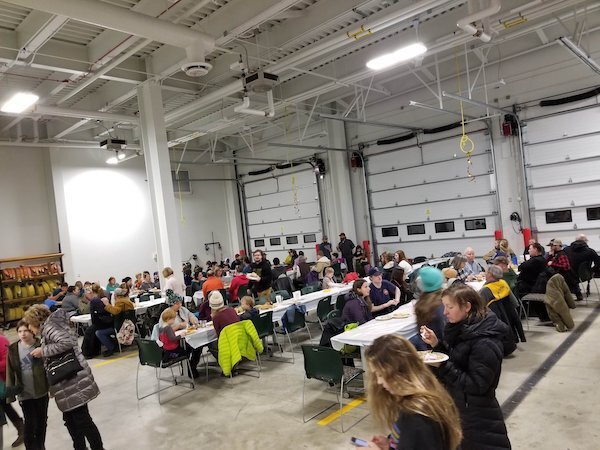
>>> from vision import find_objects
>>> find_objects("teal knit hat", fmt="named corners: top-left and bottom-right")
top-left (165, 289), bottom-right (183, 306)
top-left (418, 266), bottom-right (444, 293)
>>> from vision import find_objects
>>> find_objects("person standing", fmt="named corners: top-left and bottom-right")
top-left (318, 236), bottom-right (332, 259)
top-left (7, 321), bottom-right (48, 450)
top-left (421, 284), bottom-right (511, 450)
top-left (337, 232), bottom-right (355, 272)
top-left (23, 305), bottom-right (104, 450)
top-left (248, 250), bottom-right (273, 299)
top-left (0, 330), bottom-right (24, 447)
top-left (162, 267), bottom-right (186, 297)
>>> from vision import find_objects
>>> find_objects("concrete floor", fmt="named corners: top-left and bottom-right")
top-left (3, 293), bottom-right (600, 450)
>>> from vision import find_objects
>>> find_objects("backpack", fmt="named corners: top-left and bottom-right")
top-left (117, 319), bottom-right (135, 345)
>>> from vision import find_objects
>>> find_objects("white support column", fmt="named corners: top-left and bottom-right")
top-left (223, 164), bottom-right (244, 255)
top-left (137, 80), bottom-right (182, 282)
top-left (324, 118), bottom-right (358, 243)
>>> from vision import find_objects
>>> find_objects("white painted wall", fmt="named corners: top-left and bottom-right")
top-left (50, 148), bottom-right (158, 284)
top-left (0, 147), bottom-right (59, 258)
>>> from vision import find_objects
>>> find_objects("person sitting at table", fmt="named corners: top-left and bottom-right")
top-left (134, 273), bottom-right (143, 289)
top-left (450, 255), bottom-right (469, 283)
top-left (492, 256), bottom-right (518, 293)
top-left (362, 335), bottom-right (462, 450)
top-left (479, 265), bottom-right (525, 353)
top-left (342, 279), bottom-right (373, 325)
top-left (227, 265), bottom-right (248, 301)
top-left (368, 268), bottom-right (400, 317)
top-left (381, 252), bottom-right (395, 281)
top-left (89, 288), bottom-right (115, 357)
top-left (78, 288), bottom-right (92, 315)
top-left (409, 267), bottom-right (446, 351)
top-left (463, 247), bottom-right (484, 277)
top-left (517, 242), bottom-right (547, 298)
top-left (105, 277), bottom-right (119, 293)
top-left (322, 267), bottom-right (345, 290)
top-left (390, 267), bottom-right (413, 304)
top-left (121, 277), bottom-right (133, 290)
top-left (239, 296), bottom-right (259, 321)
top-left (210, 291), bottom-right (240, 336)
top-left (202, 269), bottom-right (225, 301)
top-left (271, 258), bottom-right (287, 280)
top-left (101, 287), bottom-right (134, 316)
top-left (159, 290), bottom-right (201, 377)
top-left (483, 238), bottom-right (515, 263)
top-left (49, 282), bottom-right (68, 303)
top-left (294, 255), bottom-right (311, 286)
top-left (139, 271), bottom-right (155, 292)
top-left (61, 286), bottom-right (81, 315)
top-left (158, 308), bottom-right (186, 361)
top-left (190, 271), bottom-right (205, 295)
top-left (313, 250), bottom-right (331, 279)
top-left (284, 249), bottom-right (295, 266)
top-left (393, 250), bottom-right (413, 281)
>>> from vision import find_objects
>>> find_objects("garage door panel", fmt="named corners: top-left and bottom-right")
top-left (376, 236), bottom-right (494, 260)
top-left (370, 177), bottom-right (492, 209)
top-left (375, 225), bottom-right (491, 242)
top-left (525, 134), bottom-right (600, 165)
top-left (533, 208), bottom-right (597, 231)
top-left (245, 185), bottom-right (317, 210)
top-left (530, 184), bottom-right (598, 209)
top-left (368, 157), bottom-right (490, 192)
top-left (422, 132), bottom-right (489, 163)
top-left (249, 217), bottom-right (321, 237)
top-left (372, 196), bottom-right (496, 225)
top-left (247, 202), bottom-right (320, 223)
top-left (525, 108), bottom-right (600, 143)
top-left (368, 147), bottom-right (422, 174)
top-left (528, 160), bottom-right (600, 187)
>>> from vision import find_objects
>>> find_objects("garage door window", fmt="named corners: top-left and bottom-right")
top-left (407, 224), bottom-right (426, 235)
top-left (270, 237), bottom-right (281, 246)
top-left (304, 234), bottom-right (317, 243)
top-left (587, 207), bottom-right (600, 221)
top-left (465, 218), bottom-right (487, 230)
top-left (545, 210), bottom-right (572, 224)
top-left (286, 236), bottom-right (299, 244)
top-left (435, 221), bottom-right (455, 233)
top-left (382, 226), bottom-right (399, 237)
top-left (254, 239), bottom-right (265, 247)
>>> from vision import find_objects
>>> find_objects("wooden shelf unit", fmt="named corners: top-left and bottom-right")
top-left (0, 252), bottom-right (65, 324)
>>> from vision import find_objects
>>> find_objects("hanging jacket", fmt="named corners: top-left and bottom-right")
top-left (480, 280), bottom-right (525, 352)
top-left (435, 312), bottom-right (511, 450)
top-left (544, 274), bottom-right (576, 330)
top-left (217, 321), bottom-right (263, 377)
top-left (41, 309), bottom-right (100, 412)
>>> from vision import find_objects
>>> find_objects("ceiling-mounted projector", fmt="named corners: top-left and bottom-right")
top-left (243, 70), bottom-right (278, 93)
top-left (181, 61), bottom-right (213, 77)
top-left (100, 138), bottom-right (127, 151)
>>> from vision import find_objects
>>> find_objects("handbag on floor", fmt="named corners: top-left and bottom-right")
top-left (46, 348), bottom-right (83, 385)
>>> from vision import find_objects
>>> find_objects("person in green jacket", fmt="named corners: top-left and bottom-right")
top-left (6, 320), bottom-right (49, 450)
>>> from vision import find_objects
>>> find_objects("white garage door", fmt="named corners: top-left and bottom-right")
top-left (242, 169), bottom-right (323, 262)
top-left (523, 105), bottom-right (600, 250)
top-left (366, 129), bottom-right (499, 259)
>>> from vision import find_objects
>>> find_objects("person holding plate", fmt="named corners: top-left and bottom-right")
top-left (420, 283), bottom-right (511, 450)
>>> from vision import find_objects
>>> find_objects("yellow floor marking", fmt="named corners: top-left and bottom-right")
top-left (93, 352), bottom-right (137, 367)
top-left (317, 397), bottom-right (366, 426)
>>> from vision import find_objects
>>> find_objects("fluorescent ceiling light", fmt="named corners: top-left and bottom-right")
top-left (117, 152), bottom-right (126, 160)
top-left (558, 37), bottom-right (600, 75)
top-left (106, 156), bottom-right (118, 164)
top-left (366, 43), bottom-right (427, 70)
top-left (1, 92), bottom-right (39, 113)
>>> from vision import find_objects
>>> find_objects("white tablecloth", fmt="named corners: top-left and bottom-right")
top-left (265, 285), bottom-right (353, 322)
top-left (176, 325), bottom-right (217, 349)
top-left (330, 302), bottom-right (417, 351)
top-left (70, 314), bottom-right (91, 325)
top-left (466, 280), bottom-right (486, 292)
top-left (69, 298), bottom-right (167, 326)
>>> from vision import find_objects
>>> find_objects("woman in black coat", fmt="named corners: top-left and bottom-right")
top-left (421, 283), bottom-right (511, 450)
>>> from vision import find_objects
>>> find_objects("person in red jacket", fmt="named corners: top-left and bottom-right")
top-left (158, 309), bottom-right (185, 361)
top-left (228, 265), bottom-right (249, 301)
top-left (0, 330), bottom-right (24, 447)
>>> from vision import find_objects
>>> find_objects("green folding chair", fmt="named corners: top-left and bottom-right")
top-left (316, 296), bottom-right (333, 331)
top-left (301, 345), bottom-right (367, 432)
top-left (135, 338), bottom-right (194, 404)
top-left (251, 311), bottom-right (283, 364)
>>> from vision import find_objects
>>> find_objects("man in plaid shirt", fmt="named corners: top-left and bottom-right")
top-left (547, 238), bottom-right (583, 300)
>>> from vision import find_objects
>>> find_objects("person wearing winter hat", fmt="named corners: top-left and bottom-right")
top-left (209, 291), bottom-right (239, 337)
top-left (410, 267), bottom-right (447, 351)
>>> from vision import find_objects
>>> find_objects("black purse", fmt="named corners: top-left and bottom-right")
top-left (46, 349), bottom-right (83, 386)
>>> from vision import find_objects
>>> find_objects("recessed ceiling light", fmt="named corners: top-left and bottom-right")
top-left (106, 156), bottom-right (118, 165)
top-left (366, 43), bottom-right (427, 71)
top-left (117, 152), bottom-right (126, 160)
top-left (1, 92), bottom-right (39, 113)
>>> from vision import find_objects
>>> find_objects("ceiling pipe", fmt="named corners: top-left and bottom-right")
top-left (3, 0), bottom-right (215, 73)
top-left (164, 0), bottom-right (455, 124)
top-left (456, 0), bottom-right (501, 43)
top-left (233, 91), bottom-right (276, 118)
top-left (34, 106), bottom-right (139, 123)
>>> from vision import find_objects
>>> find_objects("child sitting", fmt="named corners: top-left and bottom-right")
top-left (239, 296), bottom-right (258, 321)
top-left (322, 267), bottom-right (345, 290)
top-left (158, 309), bottom-right (185, 360)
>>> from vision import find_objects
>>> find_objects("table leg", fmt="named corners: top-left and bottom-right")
top-left (360, 346), bottom-right (369, 390)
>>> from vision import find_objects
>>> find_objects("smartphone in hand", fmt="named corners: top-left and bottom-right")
top-left (351, 437), bottom-right (369, 447)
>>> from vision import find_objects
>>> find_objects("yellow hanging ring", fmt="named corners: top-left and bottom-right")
top-left (459, 134), bottom-right (475, 154)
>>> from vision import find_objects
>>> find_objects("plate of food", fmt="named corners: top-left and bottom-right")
top-left (375, 315), bottom-right (393, 321)
top-left (418, 351), bottom-right (449, 364)
top-left (391, 311), bottom-right (411, 319)
top-left (245, 272), bottom-right (260, 281)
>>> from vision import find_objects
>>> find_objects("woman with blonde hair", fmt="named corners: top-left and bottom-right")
top-left (162, 266), bottom-right (186, 297)
top-left (362, 334), bottom-right (462, 449)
